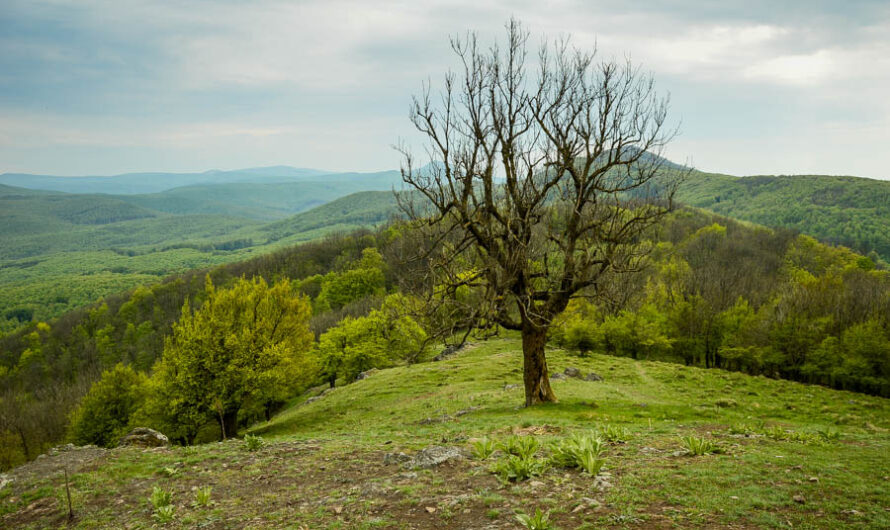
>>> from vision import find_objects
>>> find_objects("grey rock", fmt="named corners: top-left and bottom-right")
top-left (0, 474), bottom-right (12, 490)
top-left (433, 343), bottom-right (465, 361)
top-left (305, 396), bottom-right (322, 405)
top-left (584, 372), bottom-right (603, 382)
top-left (404, 445), bottom-right (464, 469)
top-left (550, 373), bottom-right (567, 380)
top-left (356, 369), bottom-right (378, 381)
top-left (119, 427), bottom-right (170, 448)
top-left (564, 367), bottom-right (582, 378)
top-left (503, 383), bottom-right (520, 390)
top-left (383, 452), bottom-right (411, 465)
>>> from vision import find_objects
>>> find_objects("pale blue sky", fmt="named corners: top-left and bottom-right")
top-left (1, 0), bottom-right (888, 179)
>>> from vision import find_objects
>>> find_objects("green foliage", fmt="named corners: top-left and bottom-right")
top-left (317, 293), bottom-right (427, 384)
top-left (153, 504), bottom-right (175, 524)
top-left (193, 486), bottom-right (213, 508)
top-left (149, 486), bottom-right (173, 509)
top-left (498, 436), bottom-right (541, 459)
top-left (314, 248), bottom-right (387, 311)
top-left (141, 276), bottom-right (316, 440)
top-left (680, 435), bottom-right (722, 456)
top-left (596, 424), bottom-right (631, 443)
top-left (490, 454), bottom-right (546, 482)
top-left (515, 508), bottom-right (554, 530)
top-left (243, 434), bottom-right (265, 452)
top-left (548, 433), bottom-right (606, 471)
top-left (67, 364), bottom-right (147, 448)
top-left (677, 172), bottom-right (890, 263)
top-left (470, 437), bottom-right (495, 460)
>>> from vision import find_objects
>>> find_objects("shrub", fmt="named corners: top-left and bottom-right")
top-left (67, 364), bottom-right (147, 448)
top-left (243, 434), bottom-right (265, 452)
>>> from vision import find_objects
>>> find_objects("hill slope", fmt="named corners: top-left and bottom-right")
top-left (2, 337), bottom-right (888, 528)
top-left (0, 191), bottom-right (400, 330)
top-left (678, 172), bottom-right (890, 263)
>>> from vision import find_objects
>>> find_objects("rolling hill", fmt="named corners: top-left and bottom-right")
top-left (0, 191), bottom-right (400, 331)
top-left (2, 337), bottom-right (888, 528)
top-left (676, 171), bottom-right (890, 263)
top-left (0, 166), bottom-right (333, 195)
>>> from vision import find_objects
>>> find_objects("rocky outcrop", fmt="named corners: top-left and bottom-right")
top-left (118, 427), bottom-right (169, 448)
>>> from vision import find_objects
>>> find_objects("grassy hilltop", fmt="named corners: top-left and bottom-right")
top-left (3, 336), bottom-right (888, 529)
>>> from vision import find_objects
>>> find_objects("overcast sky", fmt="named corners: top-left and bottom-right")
top-left (1, 0), bottom-right (888, 179)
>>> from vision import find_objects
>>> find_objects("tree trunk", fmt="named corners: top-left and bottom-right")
top-left (222, 409), bottom-right (239, 439)
top-left (521, 325), bottom-right (557, 406)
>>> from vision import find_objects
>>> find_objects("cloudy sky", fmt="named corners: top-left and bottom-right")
top-left (1, 0), bottom-right (888, 179)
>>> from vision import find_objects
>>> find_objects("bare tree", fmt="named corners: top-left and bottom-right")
top-left (397, 19), bottom-right (684, 406)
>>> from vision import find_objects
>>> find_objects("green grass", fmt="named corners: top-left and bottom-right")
top-left (5, 335), bottom-right (886, 528)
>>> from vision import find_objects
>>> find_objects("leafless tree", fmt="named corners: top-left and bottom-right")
top-left (397, 19), bottom-right (684, 405)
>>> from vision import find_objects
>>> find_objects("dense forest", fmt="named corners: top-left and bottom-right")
top-left (1, 206), bottom-right (888, 470)
top-left (0, 190), bottom-right (398, 333)
top-left (677, 172), bottom-right (890, 264)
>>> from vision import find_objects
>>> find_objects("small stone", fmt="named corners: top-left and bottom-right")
top-left (332, 506), bottom-right (343, 514)
top-left (383, 452), bottom-right (411, 465)
top-left (503, 383), bottom-right (520, 390)
top-left (564, 367), bottom-right (582, 378)
top-left (584, 372), bottom-right (603, 382)
top-left (425, 506), bottom-right (436, 514)
top-left (529, 480), bottom-right (545, 488)
top-left (808, 476), bottom-right (819, 483)
top-left (730, 496), bottom-right (739, 500)
top-left (793, 495), bottom-right (806, 504)
top-left (572, 504), bottom-right (585, 513)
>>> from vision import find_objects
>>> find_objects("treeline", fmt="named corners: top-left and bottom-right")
top-left (2, 208), bottom-right (889, 470)
top-left (678, 173), bottom-right (890, 264)
top-left (0, 230), bottom-right (399, 468)
top-left (552, 210), bottom-right (890, 395)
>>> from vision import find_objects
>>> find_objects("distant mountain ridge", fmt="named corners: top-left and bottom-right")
top-left (0, 166), bottom-right (341, 194)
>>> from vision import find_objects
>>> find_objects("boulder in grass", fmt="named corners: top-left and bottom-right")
top-left (585, 372), bottom-right (604, 382)
top-left (119, 427), bottom-right (169, 448)
top-left (564, 367), bottom-right (583, 378)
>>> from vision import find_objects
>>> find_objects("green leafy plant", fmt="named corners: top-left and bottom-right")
top-left (577, 451), bottom-right (606, 476)
top-left (548, 433), bottom-right (606, 470)
top-left (153, 504), bottom-right (175, 524)
top-left (817, 426), bottom-right (841, 441)
top-left (515, 508), bottom-right (554, 529)
top-left (243, 434), bottom-right (265, 452)
top-left (498, 435), bottom-right (541, 459)
top-left (490, 454), bottom-right (546, 482)
top-left (160, 466), bottom-right (179, 477)
top-left (193, 486), bottom-right (213, 507)
top-left (680, 435), bottom-right (722, 456)
top-left (597, 424), bottom-right (631, 443)
top-left (149, 486), bottom-right (173, 509)
top-left (471, 437), bottom-right (496, 460)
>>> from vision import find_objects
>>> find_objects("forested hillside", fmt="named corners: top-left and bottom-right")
top-left (677, 172), bottom-right (890, 263)
top-left (0, 191), bottom-right (399, 332)
top-left (2, 206), bottom-right (888, 471)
